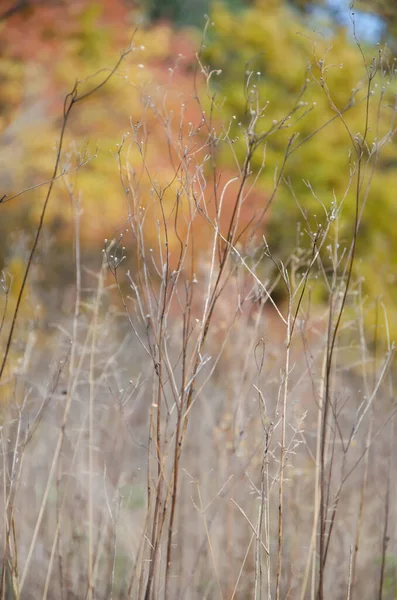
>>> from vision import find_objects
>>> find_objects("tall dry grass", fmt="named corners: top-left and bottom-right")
top-left (1, 24), bottom-right (396, 600)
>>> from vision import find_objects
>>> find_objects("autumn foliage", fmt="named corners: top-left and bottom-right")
top-left (1, 2), bottom-right (397, 599)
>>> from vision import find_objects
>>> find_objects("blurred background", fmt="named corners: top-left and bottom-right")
top-left (1, 0), bottom-right (397, 333)
top-left (2, 3), bottom-right (397, 598)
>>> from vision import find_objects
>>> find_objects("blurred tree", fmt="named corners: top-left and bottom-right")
top-left (145, 0), bottom-right (210, 27)
top-left (1, 0), bottom-right (397, 340)
top-left (0, 0), bottom-right (58, 22)
top-left (356, 0), bottom-right (397, 39)
top-left (203, 0), bottom-right (397, 334)
top-left (288, 0), bottom-right (397, 48)
top-left (144, 0), bottom-right (255, 27)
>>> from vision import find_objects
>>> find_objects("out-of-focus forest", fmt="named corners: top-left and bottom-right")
top-left (1, 0), bottom-right (397, 333)
top-left (2, 2), bottom-right (397, 599)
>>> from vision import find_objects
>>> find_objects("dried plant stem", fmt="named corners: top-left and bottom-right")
top-left (88, 265), bottom-right (105, 600)
top-left (0, 44), bottom-right (133, 383)
top-left (196, 483), bottom-right (223, 600)
top-left (378, 422), bottom-right (393, 599)
top-left (350, 417), bottom-right (372, 598)
top-left (19, 266), bottom-right (106, 593)
top-left (275, 310), bottom-right (292, 600)
top-left (299, 346), bottom-right (328, 600)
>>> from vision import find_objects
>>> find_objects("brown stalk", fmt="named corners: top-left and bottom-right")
top-left (0, 43), bottom-right (134, 383)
